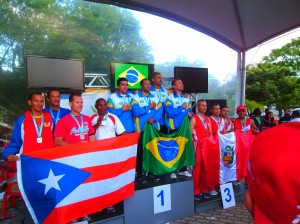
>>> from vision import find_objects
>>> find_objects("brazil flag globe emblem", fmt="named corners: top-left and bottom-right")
top-left (145, 137), bottom-right (189, 168)
top-left (115, 64), bottom-right (148, 88)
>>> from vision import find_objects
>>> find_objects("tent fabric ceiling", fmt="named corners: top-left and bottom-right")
top-left (90, 0), bottom-right (300, 52)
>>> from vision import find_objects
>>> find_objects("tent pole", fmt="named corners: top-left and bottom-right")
top-left (235, 51), bottom-right (246, 108)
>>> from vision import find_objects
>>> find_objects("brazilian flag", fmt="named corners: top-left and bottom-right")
top-left (115, 63), bottom-right (148, 89)
top-left (142, 116), bottom-right (195, 175)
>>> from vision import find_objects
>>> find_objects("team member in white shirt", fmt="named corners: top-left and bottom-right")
top-left (90, 98), bottom-right (127, 214)
top-left (91, 98), bottom-right (127, 140)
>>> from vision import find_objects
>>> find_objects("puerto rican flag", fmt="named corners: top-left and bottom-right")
top-left (17, 133), bottom-right (138, 224)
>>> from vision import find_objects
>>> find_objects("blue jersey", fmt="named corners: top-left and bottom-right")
top-left (44, 107), bottom-right (70, 131)
top-left (131, 91), bottom-right (163, 132)
top-left (165, 92), bottom-right (192, 130)
top-left (150, 85), bottom-right (168, 126)
top-left (107, 92), bottom-right (134, 133)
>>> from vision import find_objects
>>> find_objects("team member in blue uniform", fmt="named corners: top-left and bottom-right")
top-left (44, 89), bottom-right (70, 131)
top-left (150, 72), bottom-right (168, 134)
top-left (165, 78), bottom-right (193, 179)
top-left (131, 78), bottom-right (163, 183)
top-left (132, 79), bottom-right (162, 132)
top-left (107, 78), bottom-right (134, 133)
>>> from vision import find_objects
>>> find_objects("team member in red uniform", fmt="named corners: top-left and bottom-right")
top-left (2, 92), bottom-right (55, 224)
top-left (54, 92), bottom-right (95, 146)
top-left (3, 92), bottom-right (55, 161)
top-left (233, 105), bottom-right (258, 184)
top-left (190, 99), bottom-right (219, 200)
top-left (245, 122), bottom-right (300, 224)
top-left (234, 106), bottom-right (258, 135)
top-left (54, 92), bottom-right (95, 222)
top-left (220, 105), bottom-right (233, 134)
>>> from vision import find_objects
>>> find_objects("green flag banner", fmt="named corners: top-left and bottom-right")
top-left (142, 116), bottom-right (195, 175)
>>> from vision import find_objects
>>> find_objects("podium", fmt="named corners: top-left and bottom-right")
top-left (90, 177), bottom-right (194, 224)
top-left (124, 179), bottom-right (194, 224)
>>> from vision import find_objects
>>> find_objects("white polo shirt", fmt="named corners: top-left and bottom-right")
top-left (91, 112), bottom-right (125, 140)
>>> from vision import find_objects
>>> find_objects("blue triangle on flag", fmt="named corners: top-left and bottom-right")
top-left (20, 154), bottom-right (91, 223)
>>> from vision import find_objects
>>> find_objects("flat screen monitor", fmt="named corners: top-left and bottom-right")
top-left (174, 66), bottom-right (208, 93)
top-left (26, 55), bottom-right (85, 91)
top-left (110, 62), bottom-right (154, 90)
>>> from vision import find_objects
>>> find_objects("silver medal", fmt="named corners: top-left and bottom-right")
top-left (37, 137), bottom-right (43, 143)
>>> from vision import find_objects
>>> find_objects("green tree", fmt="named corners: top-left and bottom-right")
top-left (0, 0), bottom-right (153, 122)
top-left (246, 62), bottom-right (300, 110)
top-left (263, 37), bottom-right (300, 75)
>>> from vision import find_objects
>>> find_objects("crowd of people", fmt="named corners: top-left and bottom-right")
top-left (1, 71), bottom-right (299, 223)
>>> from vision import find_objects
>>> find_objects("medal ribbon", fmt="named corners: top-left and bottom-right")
top-left (32, 114), bottom-right (44, 139)
top-left (49, 108), bottom-right (60, 125)
top-left (121, 95), bottom-right (130, 105)
top-left (240, 117), bottom-right (247, 133)
top-left (197, 113), bottom-right (208, 129)
top-left (155, 89), bottom-right (162, 104)
top-left (143, 96), bottom-right (150, 105)
top-left (70, 113), bottom-right (84, 134)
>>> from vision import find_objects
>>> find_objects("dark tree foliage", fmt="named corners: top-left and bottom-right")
top-left (0, 0), bottom-right (153, 122)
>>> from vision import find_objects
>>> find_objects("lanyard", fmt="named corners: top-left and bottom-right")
top-left (49, 108), bottom-right (60, 125)
top-left (240, 117), bottom-right (247, 133)
top-left (211, 116), bottom-right (220, 126)
top-left (32, 114), bottom-right (44, 138)
top-left (143, 95), bottom-right (150, 105)
top-left (212, 116), bottom-right (223, 131)
top-left (101, 113), bottom-right (108, 121)
top-left (179, 95), bottom-right (184, 104)
top-left (70, 113), bottom-right (84, 134)
top-left (120, 95), bottom-right (130, 105)
top-left (197, 113), bottom-right (208, 129)
top-left (155, 89), bottom-right (162, 103)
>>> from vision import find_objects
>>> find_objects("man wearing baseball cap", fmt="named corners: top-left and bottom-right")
top-left (234, 105), bottom-right (259, 134)
top-left (233, 105), bottom-right (258, 184)
top-left (245, 122), bottom-right (300, 223)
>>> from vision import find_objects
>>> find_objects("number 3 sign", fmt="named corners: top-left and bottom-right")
top-left (220, 182), bottom-right (236, 209)
top-left (153, 184), bottom-right (171, 214)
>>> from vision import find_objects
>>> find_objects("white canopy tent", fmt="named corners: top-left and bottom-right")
top-left (87, 0), bottom-right (300, 106)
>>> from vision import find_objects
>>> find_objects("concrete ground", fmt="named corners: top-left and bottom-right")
top-left (170, 201), bottom-right (253, 224)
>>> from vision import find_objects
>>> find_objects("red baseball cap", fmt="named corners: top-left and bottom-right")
top-left (236, 105), bottom-right (247, 112)
top-left (247, 122), bottom-right (300, 224)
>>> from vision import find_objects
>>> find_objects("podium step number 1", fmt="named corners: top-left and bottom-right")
top-left (153, 184), bottom-right (171, 214)
top-left (220, 182), bottom-right (236, 209)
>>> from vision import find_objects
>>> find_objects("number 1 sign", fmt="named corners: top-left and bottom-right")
top-left (153, 184), bottom-right (171, 214)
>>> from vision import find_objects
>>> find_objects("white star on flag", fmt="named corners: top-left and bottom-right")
top-left (38, 169), bottom-right (65, 195)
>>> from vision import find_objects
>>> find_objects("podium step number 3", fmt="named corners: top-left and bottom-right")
top-left (153, 184), bottom-right (171, 214)
top-left (220, 182), bottom-right (236, 209)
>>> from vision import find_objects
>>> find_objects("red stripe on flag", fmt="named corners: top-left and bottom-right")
top-left (24, 133), bottom-right (139, 160)
top-left (43, 182), bottom-right (135, 224)
top-left (82, 157), bottom-right (136, 183)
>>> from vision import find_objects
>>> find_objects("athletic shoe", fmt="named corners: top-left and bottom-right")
top-left (107, 206), bottom-right (116, 213)
top-left (138, 176), bottom-right (147, 184)
top-left (170, 172), bottom-right (177, 180)
top-left (194, 194), bottom-right (204, 201)
top-left (203, 192), bottom-right (211, 199)
top-left (232, 180), bottom-right (240, 186)
top-left (148, 174), bottom-right (160, 182)
top-left (209, 190), bottom-right (218, 196)
top-left (178, 171), bottom-right (192, 177)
